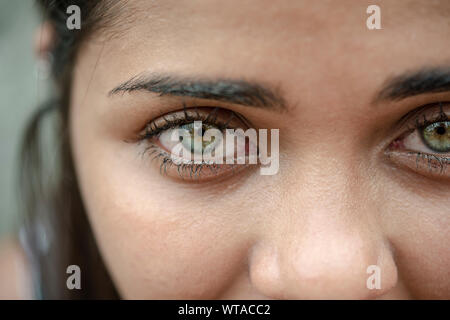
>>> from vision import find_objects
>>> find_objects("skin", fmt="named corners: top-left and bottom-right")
top-left (0, 238), bottom-right (31, 299)
top-left (44, 0), bottom-right (450, 299)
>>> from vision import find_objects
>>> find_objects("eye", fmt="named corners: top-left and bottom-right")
top-left (420, 121), bottom-right (450, 153)
top-left (139, 107), bottom-right (255, 181)
top-left (386, 103), bottom-right (450, 178)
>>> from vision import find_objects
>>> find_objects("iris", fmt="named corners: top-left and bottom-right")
top-left (421, 121), bottom-right (450, 153)
top-left (179, 123), bottom-right (221, 154)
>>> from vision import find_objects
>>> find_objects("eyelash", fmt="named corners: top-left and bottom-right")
top-left (406, 103), bottom-right (448, 133)
top-left (138, 107), bottom-right (248, 179)
top-left (141, 107), bottom-right (231, 139)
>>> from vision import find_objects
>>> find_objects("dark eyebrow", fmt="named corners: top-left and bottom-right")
top-left (109, 72), bottom-right (287, 110)
top-left (375, 67), bottom-right (450, 103)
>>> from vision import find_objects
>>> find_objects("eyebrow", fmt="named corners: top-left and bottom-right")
top-left (375, 67), bottom-right (450, 103)
top-left (109, 72), bottom-right (287, 110)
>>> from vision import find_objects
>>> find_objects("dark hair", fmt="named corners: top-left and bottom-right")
top-left (20, 0), bottom-right (119, 299)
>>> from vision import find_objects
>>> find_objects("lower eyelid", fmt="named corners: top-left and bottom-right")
top-left (142, 141), bottom-right (250, 181)
top-left (385, 149), bottom-right (450, 179)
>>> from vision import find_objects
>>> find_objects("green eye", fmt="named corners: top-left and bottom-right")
top-left (179, 123), bottom-right (220, 154)
top-left (421, 121), bottom-right (450, 153)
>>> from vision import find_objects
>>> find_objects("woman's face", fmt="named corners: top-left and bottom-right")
top-left (69, 0), bottom-right (450, 299)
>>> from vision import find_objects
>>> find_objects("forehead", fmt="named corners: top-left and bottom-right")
top-left (98, 0), bottom-right (450, 67)
top-left (85, 0), bottom-right (450, 108)
top-left (108, 0), bottom-right (450, 38)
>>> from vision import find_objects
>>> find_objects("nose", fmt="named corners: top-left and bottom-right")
top-left (248, 171), bottom-right (398, 299)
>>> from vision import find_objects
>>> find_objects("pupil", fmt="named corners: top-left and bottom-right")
top-left (436, 126), bottom-right (446, 135)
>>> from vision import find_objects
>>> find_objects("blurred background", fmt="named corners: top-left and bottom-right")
top-left (0, 0), bottom-right (50, 238)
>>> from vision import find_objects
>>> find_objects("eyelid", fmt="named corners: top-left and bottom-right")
top-left (385, 149), bottom-right (450, 179)
top-left (396, 102), bottom-right (449, 132)
top-left (139, 107), bottom-right (249, 139)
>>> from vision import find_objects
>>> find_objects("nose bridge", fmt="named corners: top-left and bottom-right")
top-left (249, 163), bottom-right (398, 299)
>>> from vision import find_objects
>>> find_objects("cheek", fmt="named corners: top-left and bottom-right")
top-left (378, 181), bottom-right (450, 298)
top-left (86, 197), bottom-right (251, 299)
